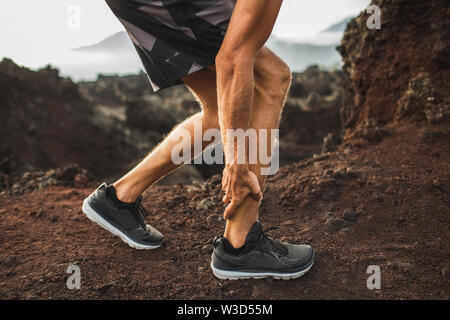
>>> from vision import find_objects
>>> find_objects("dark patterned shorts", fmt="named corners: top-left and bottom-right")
top-left (105, 0), bottom-right (236, 91)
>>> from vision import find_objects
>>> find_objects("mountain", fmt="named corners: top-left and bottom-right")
top-left (72, 31), bottom-right (134, 55)
top-left (299, 16), bottom-right (354, 46)
top-left (65, 17), bottom-right (356, 77)
top-left (67, 17), bottom-right (353, 77)
top-left (70, 30), bottom-right (342, 74)
top-left (266, 36), bottom-right (341, 70)
top-left (56, 17), bottom-right (358, 80)
top-left (322, 16), bottom-right (354, 32)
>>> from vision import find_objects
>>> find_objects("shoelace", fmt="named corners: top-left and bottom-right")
top-left (135, 197), bottom-right (148, 218)
top-left (259, 226), bottom-right (289, 256)
top-left (117, 197), bottom-right (147, 227)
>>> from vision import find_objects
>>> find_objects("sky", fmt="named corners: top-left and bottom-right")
top-left (0, 0), bottom-right (370, 74)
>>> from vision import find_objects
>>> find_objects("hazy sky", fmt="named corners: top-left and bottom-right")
top-left (0, 0), bottom-right (370, 70)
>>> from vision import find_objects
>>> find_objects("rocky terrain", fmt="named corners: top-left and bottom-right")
top-left (0, 59), bottom-right (140, 179)
top-left (0, 51), bottom-right (344, 193)
top-left (0, 0), bottom-right (448, 300)
top-left (77, 64), bottom-right (344, 175)
top-left (338, 0), bottom-right (449, 137)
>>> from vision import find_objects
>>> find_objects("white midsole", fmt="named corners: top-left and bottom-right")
top-left (210, 261), bottom-right (314, 280)
top-left (82, 198), bottom-right (162, 250)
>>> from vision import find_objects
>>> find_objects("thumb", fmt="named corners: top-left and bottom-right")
top-left (222, 193), bottom-right (231, 204)
top-left (223, 200), bottom-right (240, 220)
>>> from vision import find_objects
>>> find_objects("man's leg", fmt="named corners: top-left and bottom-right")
top-left (81, 68), bottom-right (220, 250)
top-left (113, 68), bottom-right (219, 203)
top-left (213, 0), bottom-right (288, 248)
top-left (223, 48), bottom-right (291, 248)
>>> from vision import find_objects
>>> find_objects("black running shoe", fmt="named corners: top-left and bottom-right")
top-left (211, 221), bottom-right (314, 280)
top-left (82, 183), bottom-right (164, 250)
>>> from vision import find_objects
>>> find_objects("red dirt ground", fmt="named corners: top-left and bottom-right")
top-left (0, 123), bottom-right (449, 299)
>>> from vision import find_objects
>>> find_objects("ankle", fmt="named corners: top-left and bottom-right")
top-left (224, 232), bottom-right (246, 249)
top-left (113, 181), bottom-right (140, 203)
top-left (223, 222), bottom-right (254, 248)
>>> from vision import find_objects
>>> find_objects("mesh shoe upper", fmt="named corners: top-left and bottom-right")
top-left (212, 221), bottom-right (314, 273)
top-left (86, 183), bottom-right (164, 246)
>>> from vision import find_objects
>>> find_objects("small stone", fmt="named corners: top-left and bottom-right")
top-left (25, 180), bottom-right (36, 190)
top-left (345, 167), bottom-right (359, 178)
top-left (36, 210), bottom-right (45, 218)
top-left (4, 255), bottom-right (17, 266)
top-left (175, 220), bottom-right (185, 228)
top-left (393, 216), bottom-right (407, 227)
top-left (385, 186), bottom-right (395, 194)
top-left (55, 165), bottom-right (82, 181)
top-left (196, 197), bottom-right (216, 211)
top-left (201, 244), bottom-right (213, 254)
top-left (343, 209), bottom-right (358, 222)
top-left (281, 219), bottom-right (296, 226)
top-left (206, 213), bottom-right (223, 225)
top-left (395, 261), bottom-right (413, 270)
top-left (44, 169), bottom-right (56, 177)
top-left (371, 193), bottom-right (384, 203)
top-left (326, 218), bottom-right (350, 233)
top-left (321, 133), bottom-right (341, 153)
top-left (338, 227), bottom-right (352, 235)
top-left (22, 172), bottom-right (31, 180)
top-left (38, 177), bottom-right (56, 190)
top-left (64, 189), bottom-right (80, 198)
top-left (335, 169), bottom-right (348, 179)
top-left (74, 173), bottom-right (89, 187)
top-left (323, 211), bottom-right (333, 218)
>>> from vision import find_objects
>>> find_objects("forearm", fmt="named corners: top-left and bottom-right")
top-left (216, 58), bottom-right (255, 166)
top-left (214, 0), bottom-right (280, 167)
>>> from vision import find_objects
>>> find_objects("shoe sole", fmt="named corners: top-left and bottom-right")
top-left (210, 260), bottom-right (314, 280)
top-left (82, 197), bottom-right (163, 250)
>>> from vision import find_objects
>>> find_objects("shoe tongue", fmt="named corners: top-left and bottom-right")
top-left (244, 221), bottom-right (263, 244)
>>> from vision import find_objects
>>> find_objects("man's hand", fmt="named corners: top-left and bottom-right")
top-left (221, 164), bottom-right (263, 219)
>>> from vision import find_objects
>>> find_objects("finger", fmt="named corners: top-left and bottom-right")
top-left (221, 175), bottom-right (228, 191)
top-left (223, 202), bottom-right (237, 220)
top-left (222, 193), bottom-right (231, 204)
top-left (223, 201), bottom-right (239, 220)
top-left (223, 183), bottom-right (232, 203)
top-left (251, 190), bottom-right (263, 202)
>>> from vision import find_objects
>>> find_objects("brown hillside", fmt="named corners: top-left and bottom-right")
top-left (338, 0), bottom-right (449, 136)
